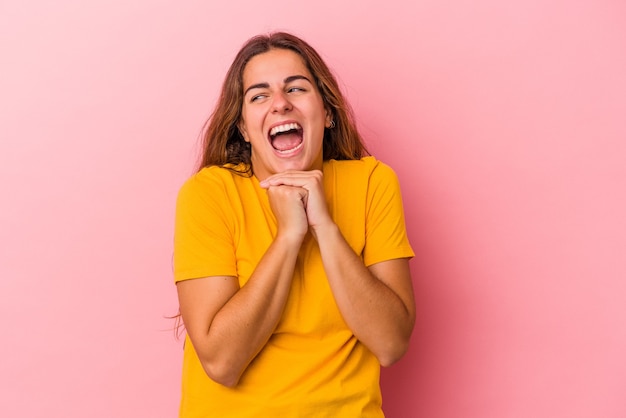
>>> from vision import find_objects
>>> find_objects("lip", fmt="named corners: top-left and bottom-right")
top-left (266, 119), bottom-right (301, 141)
top-left (266, 119), bottom-right (304, 158)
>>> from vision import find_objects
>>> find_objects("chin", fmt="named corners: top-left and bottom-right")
top-left (274, 161), bottom-right (309, 173)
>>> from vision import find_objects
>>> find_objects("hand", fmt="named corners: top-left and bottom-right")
top-left (264, 183), bottom-right (309, 243)
top-left (260, 170), bottom-right (334, 235)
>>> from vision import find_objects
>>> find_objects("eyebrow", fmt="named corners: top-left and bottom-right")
top-left (243, 75), bottom-right (313, 96)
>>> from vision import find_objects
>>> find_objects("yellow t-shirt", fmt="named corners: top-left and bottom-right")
top-left (174, 156), bottom-right (414, 417)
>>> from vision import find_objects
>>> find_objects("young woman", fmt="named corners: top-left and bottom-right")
top-left (174, 32), bottom-right (415, 417)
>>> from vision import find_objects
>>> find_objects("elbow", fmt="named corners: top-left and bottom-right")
top-left (200, 360), bottom-right (241, 388)
top-left (378, 314), bottom-right (415, 367)
top-left (376, 338), bottom-right (410, 367)
top-left (377, 348), bottom-right (407, 368)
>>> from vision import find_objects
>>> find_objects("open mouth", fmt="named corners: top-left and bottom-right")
top-left (269, 122), bottom-right (303, 154)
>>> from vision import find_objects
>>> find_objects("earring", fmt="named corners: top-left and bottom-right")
top-left (329, 120), bottom-right (336, 129)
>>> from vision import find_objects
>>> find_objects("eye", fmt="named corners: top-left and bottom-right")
top-left (287, 86), bottom-right (306, 94)
top-left (250, 94), bottom-right (267, 103)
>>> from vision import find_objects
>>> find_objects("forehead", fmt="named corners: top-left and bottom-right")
top-left (242, 48), bottom-right (312, 86)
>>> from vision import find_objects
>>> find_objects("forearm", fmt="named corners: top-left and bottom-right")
top-left (194, 235), bottom-right (301, 386)
top-left (314, 223), bottom-right (415, 366)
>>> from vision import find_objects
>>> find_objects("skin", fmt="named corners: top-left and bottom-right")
top-left (238, 48), bottom-right (331, 180)
top-left (177, 48), bottom-right (416, 388)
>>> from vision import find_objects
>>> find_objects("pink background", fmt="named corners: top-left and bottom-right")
top-left (1, 1), bottom-right (625, 417)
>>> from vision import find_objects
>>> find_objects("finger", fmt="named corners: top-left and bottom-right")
top-left (262, 170), bottom-right (319, 183)
top-left (267, 184), bottom-right (308, 202)
top-left (260, 171), bottom-right (322, 188)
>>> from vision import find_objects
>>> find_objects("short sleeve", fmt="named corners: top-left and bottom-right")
top-left (362, 162), bottom-right (414, 266)
top-left (173, 171), bottom-right (238, 282)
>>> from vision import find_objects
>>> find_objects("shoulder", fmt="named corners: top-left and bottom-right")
top-left (179, 165), bottom-right (249, 193)
top-left (325, 156), bottom-right (398, 183)
top-left (177, 165), bottom-right (252, 206)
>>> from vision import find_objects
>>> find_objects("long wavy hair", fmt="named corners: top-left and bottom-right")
top-left (198, 32), bottom-right (368, 174)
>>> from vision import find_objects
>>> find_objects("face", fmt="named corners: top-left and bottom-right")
top-left (238, 48), bottom-right (331, 181)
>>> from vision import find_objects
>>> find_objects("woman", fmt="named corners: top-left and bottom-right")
top-left (174, 32), bottom-right (415, 417)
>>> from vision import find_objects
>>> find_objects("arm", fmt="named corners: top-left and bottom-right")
top-left (314, 225), bottom-right (414, 366)
top-left (176, 184), bottom-right (309, 387)
top-left (260, 171), bottom-right (416, 366)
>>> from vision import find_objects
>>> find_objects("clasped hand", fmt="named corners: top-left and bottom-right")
top-left (259, 170), bottom-right (332, 241)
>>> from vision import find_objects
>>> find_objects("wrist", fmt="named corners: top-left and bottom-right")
top-left (274, 229), bottom-right (307, 248)
top-left (310, 221), bottom-right (339, 241)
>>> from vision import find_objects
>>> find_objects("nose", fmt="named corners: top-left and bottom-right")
top-left (271, 91), bottom-right (292, 113)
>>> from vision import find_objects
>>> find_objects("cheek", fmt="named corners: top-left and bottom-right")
top-left (241, 109), bottom-right (264, 132)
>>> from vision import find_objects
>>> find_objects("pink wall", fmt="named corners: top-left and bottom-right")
top-left (1, 1), bottom-right (625, 417)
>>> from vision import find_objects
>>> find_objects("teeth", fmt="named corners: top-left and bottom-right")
top-left (270, 122), bottom-right (301, 137)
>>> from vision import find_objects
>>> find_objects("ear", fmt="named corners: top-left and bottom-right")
top-left (238, 121), bottom-right (249, 142)
top-left (325, 109), bottom-right (333, 128)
